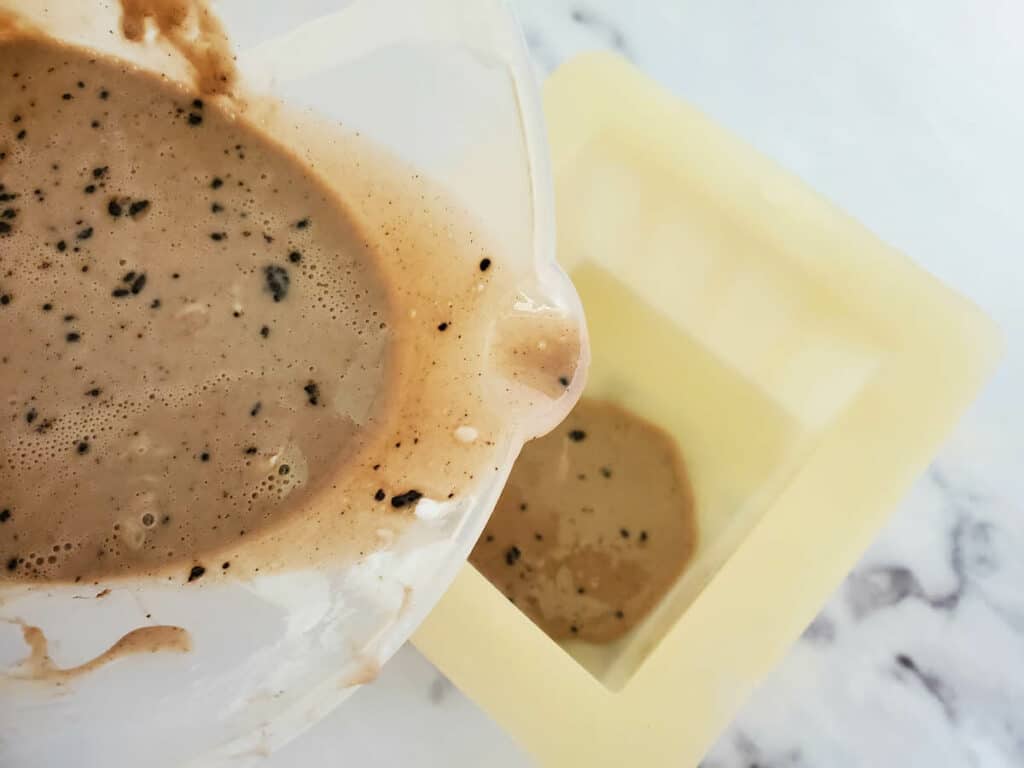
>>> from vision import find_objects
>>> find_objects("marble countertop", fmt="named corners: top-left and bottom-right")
top-left (268, 2), bottom-right (1024, 765)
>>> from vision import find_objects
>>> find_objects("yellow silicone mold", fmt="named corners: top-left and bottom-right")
top-left (413, 52), bottom-right (1002, 766)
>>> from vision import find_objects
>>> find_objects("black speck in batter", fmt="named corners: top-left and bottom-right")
top-left (391, 490), bottom-right (423, 509)
top-left (264, 265), bottom-right (290, 302)
top-left (128, 200), bottom-right (150, 218)
top-left (303, 381), bottom-right (320, 406)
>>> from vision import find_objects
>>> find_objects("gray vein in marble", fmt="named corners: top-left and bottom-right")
top-left (568, 6), bottom-right (633, 59)
top-left (894, 653), bottom-right (958, 723)
top-left (845, 562), bottom-right (958, 618)
top-left (700, 729), bottom-right (808, 768)
top-left (844, 466), bottom-right (998, 621)
top-left (799, 612), bottom-right (836, 645)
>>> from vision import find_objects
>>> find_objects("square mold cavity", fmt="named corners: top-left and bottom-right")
top-left (414, 53), bottom-right (1001, 767)
top-left (558, 260), bottom-right (875, 692)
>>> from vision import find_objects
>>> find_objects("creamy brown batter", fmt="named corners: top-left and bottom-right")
top-left (0, 36), bottom-right (395, 582)
top-left (471, 398), bottom-right (696, 643)
top-left (0, 32), bottom-right (581, 585)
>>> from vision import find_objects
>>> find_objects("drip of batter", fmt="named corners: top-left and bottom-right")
top-left (7, 622), bottom-right (191, 683)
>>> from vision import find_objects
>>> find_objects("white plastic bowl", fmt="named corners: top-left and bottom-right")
top-left (0, 1), bottom-right (587, 765)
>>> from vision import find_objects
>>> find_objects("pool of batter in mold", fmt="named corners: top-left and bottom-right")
top-left (470, 397), bottom-right (697, 644)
